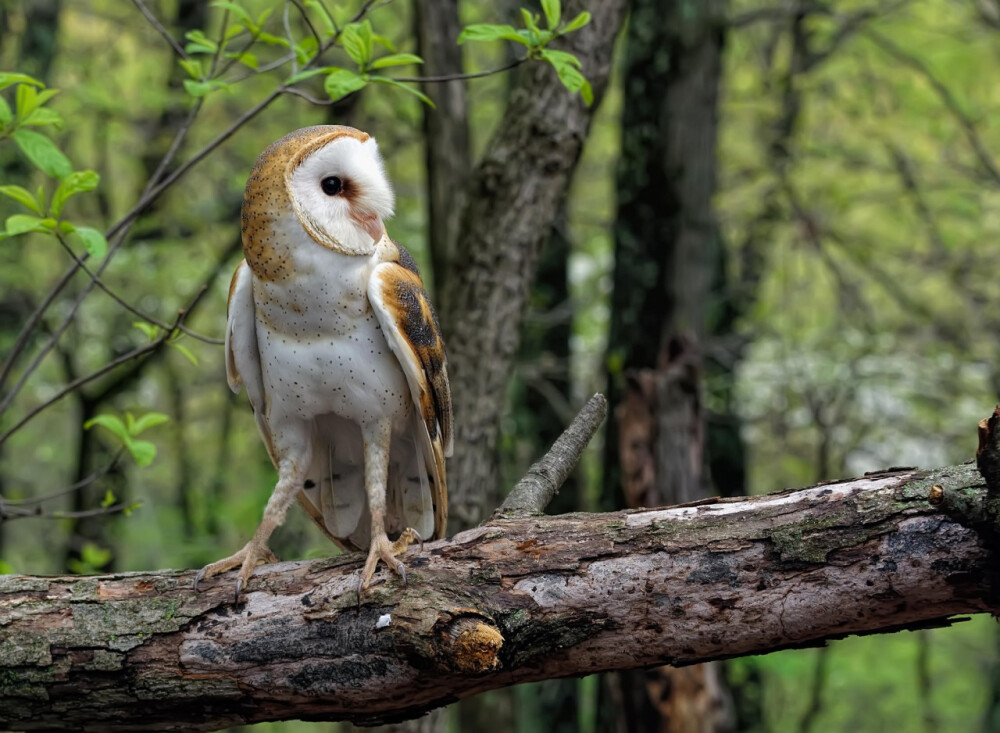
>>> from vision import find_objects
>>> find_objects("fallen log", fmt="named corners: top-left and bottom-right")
top-left (1, 460), bottom-right (998, 731)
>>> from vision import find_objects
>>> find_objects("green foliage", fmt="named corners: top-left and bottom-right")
top-left (0, 72), bottom-right (107, 257)
top-left (458, 0), bottom-right (593, 103)
top-left (66, 542), bottom-right (112, 575)
top-left (84, 411), bottom-right (169, 467)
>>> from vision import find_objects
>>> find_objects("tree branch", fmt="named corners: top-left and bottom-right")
top-left (2, 461), bottom-right (999, 731)
top-left (499, 393), bottom-right (607, 515)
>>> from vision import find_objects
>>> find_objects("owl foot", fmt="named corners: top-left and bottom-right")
top-left (357, 527), bottom-right (424, 596)
top-left (194, 540), bottom-right (279, 602)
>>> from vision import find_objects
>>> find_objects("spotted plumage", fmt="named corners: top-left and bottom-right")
top-left (197, 125), bottom-right (452, 599)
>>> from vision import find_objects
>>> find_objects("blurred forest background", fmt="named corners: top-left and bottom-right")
top-left (2, 0), bottom-right (1000, 731)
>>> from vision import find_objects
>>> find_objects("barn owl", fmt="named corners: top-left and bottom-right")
top-left (195, 125), bottom-right (452, 600)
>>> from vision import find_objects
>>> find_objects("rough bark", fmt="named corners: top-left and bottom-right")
top-left (3, 463), bottom-right (1000, 731)
top-left (441, 0), bottom-right (628, 530)
top-left (414, 0), bottom-right (471, 301)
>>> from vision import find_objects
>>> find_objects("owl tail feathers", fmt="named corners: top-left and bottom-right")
top-left (301, 424), bottom-right (368, 548)
top-left (388, 431), bottom-right (435, 542)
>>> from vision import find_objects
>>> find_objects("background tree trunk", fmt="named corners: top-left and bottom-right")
top-left (441, 0), bottom-right (629, 531)
top-left (415, 0), bottom-right (471, 303)
top-left (605, 0), bottom-right (732, 730)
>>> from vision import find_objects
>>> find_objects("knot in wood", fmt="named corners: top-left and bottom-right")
top-left (441, 616), bottom-right (504, 673)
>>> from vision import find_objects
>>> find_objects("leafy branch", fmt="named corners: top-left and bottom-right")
top-left (458, 0), bottom-right (594, 103)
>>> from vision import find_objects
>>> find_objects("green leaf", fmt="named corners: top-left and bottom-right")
top-left (15, 84), bottom-right (37, 119)
top-left (133, 321), bottom-right (160, 341)
top-left (541, 49), bottom-right (581, 70)
top-left (178, 58), bottom-right (203, 79)
top-left (541, 48), bottom-right (593, 104)
top-left (541, 0), bottom-right (561, 29)
top-left (293, 38), bottom-right (318, 66)
top-left (0, 96), bottom-right (12, 125)
top-left (168, 340), bottom-right (199, 365)
top-left (457, 24), bottom-right (528, 45)
top-left (0, 72), bottom-right (43, 91)
top-left (304, 0), bottom-right (336, 36)
top-left (340, 23), bottom-right (368, 66)
top-left (287, 67), bottom-right (328, 84)
top-left (370, 53), bottom-right (423, 70)
top-left (211, 1), bottom-right (253, 28)
top-left (324, 69), bottom-right (367, 101)
top-left (101, 489), bottom-right (116, 508)
top-left (224, 23), bottom-right (245, 41)
top-left (11, 128), bottom-right (72, 178)
top-left (0, 185), bottom-right (43, 215)
top-left (521, 8), bottom-right (540, 32)
top-left (130, 412), bottom-right (170, 435)
top-left (256, 32), bottom-right (291, 48)
top-left (184, 29), bottom-right (218, 53)
top-left (185, 41), bottom-right (217, 54)
top-left (5, 214), bottom-right (47, 235)
top-left (84, 414), bottom-right (130, 443)
top-left (255, 7), bottom-right (273, 29)
top-left (74, 226), bottom-right (108, 258)
top-left (562, 11), bottom-right (590, 32)
top-left (128, 439), bottom-right (157, 467)
top-left (183, 79), bottom-right (229, 97)
top-left (372, 34), bottom-right (395, 52)
top-left (370, 76), bottom-right (435, 107)
top-left (80, 542), bottom-right (112, 569)
top-left (21, 107), bottom-right (62, 128)
top-left (51, 170), bottom-right (99, 218)
top-left (228, 50), bottom-right (259, 69)
top-left (0, 559), bottom-right (15, 574)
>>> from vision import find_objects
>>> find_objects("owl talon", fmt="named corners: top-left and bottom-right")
top-left (358, 528), bottom-right (422, 595)
top-left (194, 539), bottom-right (278, 601)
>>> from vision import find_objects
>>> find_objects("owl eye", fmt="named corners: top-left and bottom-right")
top-left (320, 176), bottom-right (343, 196)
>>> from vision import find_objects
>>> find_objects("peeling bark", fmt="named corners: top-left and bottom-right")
top-left (1, 464), bottom-right (999, 731)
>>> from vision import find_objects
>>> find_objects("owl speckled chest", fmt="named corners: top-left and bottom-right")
top-left (250, 211), bottom-right (410, 429)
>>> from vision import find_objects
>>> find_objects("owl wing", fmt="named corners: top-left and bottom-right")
top-left (368, 251), bottom-right (452, 539)
top-left (226, 260), bottom-right (276, 463)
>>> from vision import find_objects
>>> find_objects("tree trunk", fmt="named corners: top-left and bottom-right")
top-left (606, 0), bottom-right (731, 729)
top-left (2, 463), bottom-right (998, 731)
top-left (414, 0), bottom-right (471, 302)
top-left (441, 0), bottom-right (629, 531)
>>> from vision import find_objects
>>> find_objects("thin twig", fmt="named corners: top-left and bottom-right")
top-left (392, 58), bottom-right (525, 84)
top-left (863, 28), bottom-right (1000, 187)
top-left (290, 0), bottom-right (322, 56)
top-left (131, 0), bottom-right (189, 60)
top-left (0, 261), bottom-right (81, 395)
top-left (0, 286), bottom-right (210, 448)
top-left (54, 234), bottom-right (222, 344)
top-left (1, 451), bottom-right (124, 507)
top-left (1, 501), bottom-right (141, 521)
top-left (498, 393), bottom-right (608, 515)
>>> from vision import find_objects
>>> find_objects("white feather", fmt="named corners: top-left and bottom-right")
top-left (286, 136), bottom-right (394, 255)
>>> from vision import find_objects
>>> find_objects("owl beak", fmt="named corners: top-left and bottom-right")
top-left (351, 209), bottom-right (385, 244)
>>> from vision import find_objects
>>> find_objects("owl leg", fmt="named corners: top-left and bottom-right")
top-left (358, 419), bottom-right (421, 594)
top-left (195, 421), bottom-right (311, 601)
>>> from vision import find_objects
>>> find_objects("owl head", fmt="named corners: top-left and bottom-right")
top-left (244, 125), bottom-right (395, 257)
